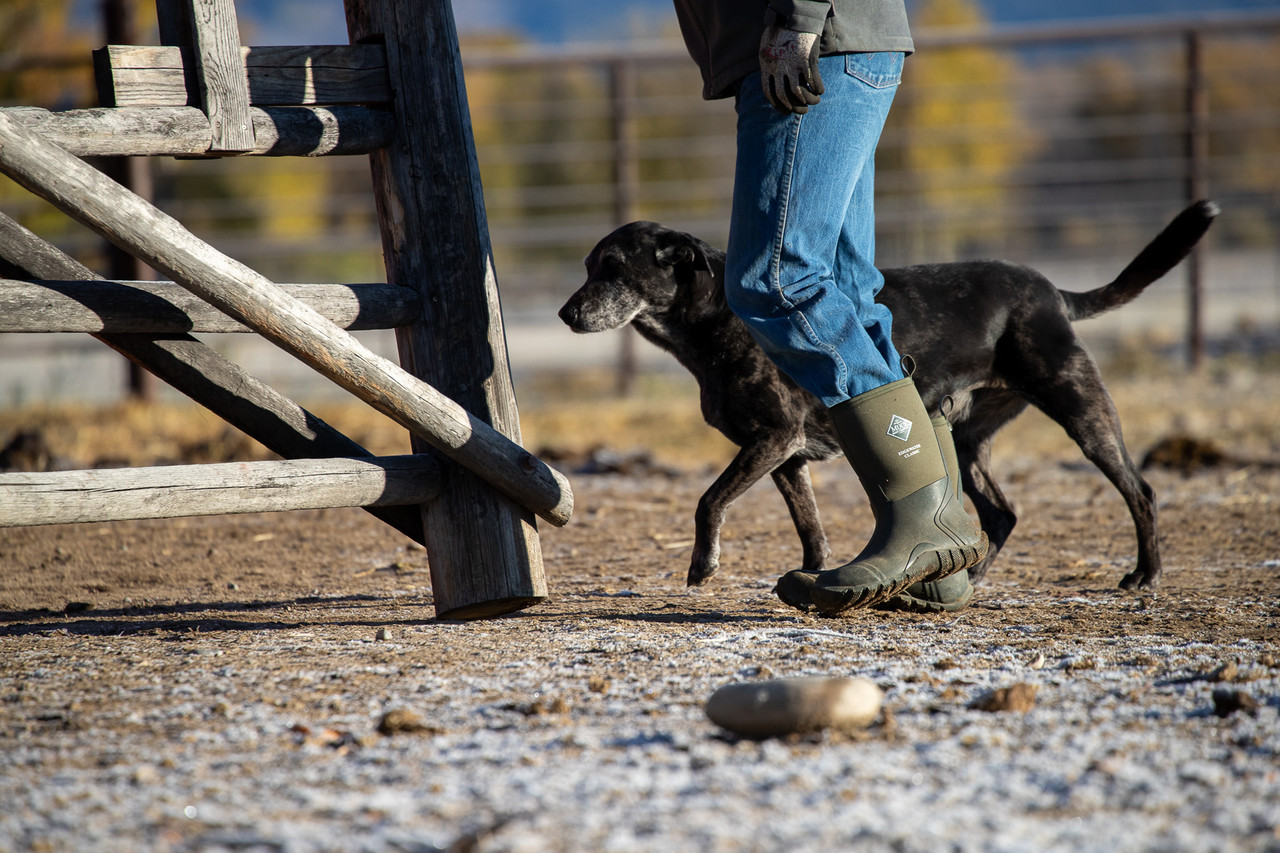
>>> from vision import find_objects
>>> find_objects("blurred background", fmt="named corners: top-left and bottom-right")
top-left (1, 0), bottom-right (1278, 420)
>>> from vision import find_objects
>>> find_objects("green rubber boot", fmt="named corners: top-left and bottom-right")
top-left (878, 416), bottom-right (977, 613)
top-left (773, 567), bottom-right (820, 612)
top-left (775, 414), bottom-right (978, 614)
top-left (807, 378), bottom-right (987, 615)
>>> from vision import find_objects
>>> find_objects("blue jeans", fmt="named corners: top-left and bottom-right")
top-left (727, 52), bottom-right (905, 407)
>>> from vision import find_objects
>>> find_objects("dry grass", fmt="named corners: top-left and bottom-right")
top-left (1, 362), bottom-right (1277, 473)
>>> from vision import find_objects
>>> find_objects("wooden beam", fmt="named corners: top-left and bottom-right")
top-left (95, 44), bottom-right (391, 107)
top-left (0, 110), bottom-right (573, 533)
top-left (0, 279), bottom-right (420, 333)
top-left (2, 105), bottom-right (393, 157)
top-left (0, 210), bottom-right (427, 546)
top-left (0, 455), bottom-right (442, 527)
top-left (346, 0), bottom-right (549, 619)
top-left (189, 0), bottom-right (255, 152)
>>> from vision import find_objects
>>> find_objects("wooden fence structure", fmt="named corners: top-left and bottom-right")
top-left (0, 0), bottom-right (573, 620)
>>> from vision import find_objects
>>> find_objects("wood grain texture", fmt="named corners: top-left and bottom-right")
top-left (189, 0), bottom-right (255, 151)
top-left (0, 455), bottom-right (442, 527)
top-left (95, 44), bottom-right (391, 107)
top-left (1, 105), bottom-right (393, 157)
top-left (345, 0), bottom-right (551, 618)
top-left (0, 279), bottom-right (420, 333)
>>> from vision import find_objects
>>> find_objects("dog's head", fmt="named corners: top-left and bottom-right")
top-left (559, 221), bottom-right (723, 334)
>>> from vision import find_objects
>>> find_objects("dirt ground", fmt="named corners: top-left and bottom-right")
top-left (1, 364), bottom-right (1278, 851)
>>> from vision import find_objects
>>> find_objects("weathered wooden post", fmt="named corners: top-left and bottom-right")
top-left (344, 0), bottom-right (548, 618)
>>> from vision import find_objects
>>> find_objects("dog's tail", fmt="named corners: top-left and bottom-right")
top-left (1062, 200), bottom-right (1219, 322)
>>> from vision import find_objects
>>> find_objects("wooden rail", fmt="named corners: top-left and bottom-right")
top-left (95, 44), bottom-right (390, 107)
top-left (0, 279), bottom-right (419, 333)
top-left (0, 455), bottom-right (442, 527)
top-left (1, 105), bottom-right (393, 157)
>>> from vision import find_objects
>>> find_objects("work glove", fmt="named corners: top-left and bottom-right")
top-left (759, 24), bottom-right (824, 115)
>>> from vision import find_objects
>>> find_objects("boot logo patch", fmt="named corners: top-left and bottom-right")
top-left (886, 414), bottom-right (913, 442)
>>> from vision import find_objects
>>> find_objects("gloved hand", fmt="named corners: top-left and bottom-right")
top-left (759, 25), bottom-right (824, 115)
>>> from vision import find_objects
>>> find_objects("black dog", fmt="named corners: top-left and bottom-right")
top-left (559, 202), bottom-right (1217, 592)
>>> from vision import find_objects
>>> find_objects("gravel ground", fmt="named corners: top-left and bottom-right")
top-left (1, 370), bottom-right (1279, 852)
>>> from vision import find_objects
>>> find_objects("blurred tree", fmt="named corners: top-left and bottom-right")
top-left (464, 32), bottom-right (617, 278)
top-left (0, 0), bottom-right (94, 107)
top-left (1, 0), bottom-right (100, 263)
top-left (1203, 33), bottom-right (1280, 247)
top-left (1072, 31), bottom-right (1280, 248)
top-left (882, 0), bottom-right (1039, 260)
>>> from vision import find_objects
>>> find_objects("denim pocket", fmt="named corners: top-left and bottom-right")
top-left (844, 52), bottom-right (904, 89)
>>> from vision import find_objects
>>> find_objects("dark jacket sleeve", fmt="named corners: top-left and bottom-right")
top-left (766, 0), bottom-right (832, 34)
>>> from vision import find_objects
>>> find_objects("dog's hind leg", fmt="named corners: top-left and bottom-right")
top-left (1013, 344), bottom-right (1161, 590)
top-left (955, 436), bottom-right (1017, 585)
top-left (688, 443), bottom-right (796, 586)
top-left (951, 392), bottom-right (1027, 584)
top-left (770, 456), bottom-right (830, 572)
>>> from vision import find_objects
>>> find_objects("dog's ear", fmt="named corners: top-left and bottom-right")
top-left (682, 267), bottom-right (722, 324)
top-left (654, 230), bottom-right (722, 324)
top-left (654, 230), bottom-right (713, 275)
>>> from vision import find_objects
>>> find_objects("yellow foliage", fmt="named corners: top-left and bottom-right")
top-left (887, 0), bottom-right (1039, 256)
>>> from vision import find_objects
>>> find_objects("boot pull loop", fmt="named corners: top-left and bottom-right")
top-left (899, 354), bottom-right (917, 378)
top-left (939, 395), bottom-right (955, 421)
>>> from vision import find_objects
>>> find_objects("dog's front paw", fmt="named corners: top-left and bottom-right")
top-left (686, 560), bottom-right (719, 586)
top-left (1118, 567), bottom-right (1159, 591)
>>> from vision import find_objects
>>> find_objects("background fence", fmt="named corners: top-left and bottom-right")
top-left (2, 9), bottom-right (1279, 404)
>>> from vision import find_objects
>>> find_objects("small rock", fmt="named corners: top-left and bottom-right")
top-left (375, 628), bottom-right (391, 642)
top-left (705, 676), bottom-right (882, 738)
top-left (511, 696), bottom-right (571, 717)
top-left (587, 676), bottom-right (611, 695)
top-left (1208, 661), bottom-right (1238, 683)
top-left (132, 765), bottom-right (159, 786)
top-left (970, 683), bottom-right (1038, 713)
top-left (376, 708), bottom-right (437, 736)
top-left (1212, 688), bottom-right (1258, 718)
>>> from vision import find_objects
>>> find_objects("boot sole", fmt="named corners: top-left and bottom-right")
top-left (812, 534), bottom-right (987, 616)
top-left (773, 573), bottom-right (818, 613)
top-left (876, 580), bottom-right (975, 614)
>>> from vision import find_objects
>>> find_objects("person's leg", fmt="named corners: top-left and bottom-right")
top-left (729, 52), bottom-right (987, 613)
top-left (829, 56), bottom-right (904, 380)
top-left (726, 52), bottom-right (904, 408)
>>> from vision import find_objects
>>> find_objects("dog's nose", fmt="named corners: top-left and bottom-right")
top-left (558, 302), bottom-right (579, 327)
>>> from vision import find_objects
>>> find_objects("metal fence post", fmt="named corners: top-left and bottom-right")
top-left (1184, 28), bottom-right (1209, 371)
